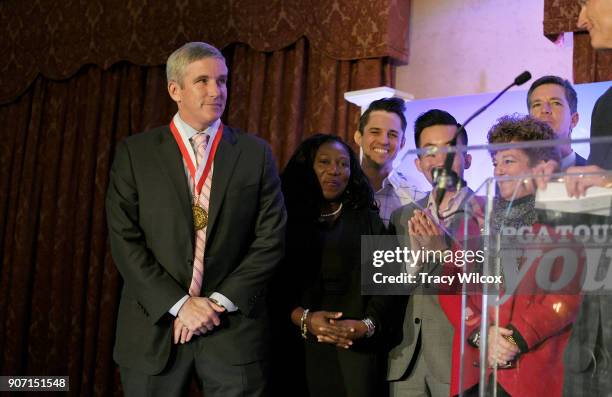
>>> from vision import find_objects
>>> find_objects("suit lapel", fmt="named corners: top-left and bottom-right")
top-left (207, 126), bottom-right (241, 240)
top-left (156, 127), bottom-right (193, 230)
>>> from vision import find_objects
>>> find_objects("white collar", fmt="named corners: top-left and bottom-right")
top-left (426, 186), bottom-right (471, 223)
top-left (381, 169), bottom-right (404, 191)
top-left (559, 151), bottom-right (576, 171)
top-left (173, 112), bottom-right (221, 140)
top-left (172, 113), bottom-right (221, 163)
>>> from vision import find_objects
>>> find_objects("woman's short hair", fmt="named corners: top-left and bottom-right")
top-left (487, 114), bottom-right (561, 166)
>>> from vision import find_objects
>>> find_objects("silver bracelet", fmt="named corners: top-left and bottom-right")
top-left (470, 331), bottom-right (480, 348)
top-left (300, 309), bottom-right (310, 339)
top-left (362, 317), bottom-right (376, 338)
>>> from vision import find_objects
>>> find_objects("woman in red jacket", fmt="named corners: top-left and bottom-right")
top-left (439, 115), bottom-right (583, 397)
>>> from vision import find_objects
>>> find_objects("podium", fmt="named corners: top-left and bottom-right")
top-left (448, 140), bottom-right (612, 397)
top-left (360, 135), bottom-right (612, 396)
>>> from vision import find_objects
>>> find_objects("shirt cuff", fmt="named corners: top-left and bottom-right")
top-left (210, 292), bottom-right (238, 312)
top-left (169, 295), bottom-right (189, 317)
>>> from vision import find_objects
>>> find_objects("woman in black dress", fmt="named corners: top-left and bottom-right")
top-left (275, 134), bottom-right (398, 397)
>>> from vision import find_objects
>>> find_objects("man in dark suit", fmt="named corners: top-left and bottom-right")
top-left (387, 109), bottom-right (476, 397)
top-left (561, 2), bottom-right (612, 395)
top-left (106, 42), bottom-right (286, 397)
top-left (527, 75), bottom-right (587, 169)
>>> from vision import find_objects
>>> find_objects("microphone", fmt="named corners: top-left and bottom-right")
top-left (514, 71), bottom-right (532, 86)
top-left (433, 71), bottom-right (532, 209)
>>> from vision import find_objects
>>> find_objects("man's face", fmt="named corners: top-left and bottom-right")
top-left (354, 110), bottom-right (405, 168)
top-left (528, 83), bottom-right (578, 142)
top-left (578, 0), bottom-right (612, 49)
top-left (168, 57), bottom-right (228, 130)
top-left (415, 124), bottom-right (471, 185)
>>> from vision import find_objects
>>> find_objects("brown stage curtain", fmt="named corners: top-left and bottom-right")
top-left (0, 0), bottom-right (409, 104)
top-left (0, 62), bottom-right (175, 397)
top-left (543, 0), bottom-right (612, 83)
top-left (0, 39), bottom-right (393, 396)
top-left (226, 38), bottom-right (393, 166)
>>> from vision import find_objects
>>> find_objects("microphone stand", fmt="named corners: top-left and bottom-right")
top-left (433, 71), bottom-right (532, 212)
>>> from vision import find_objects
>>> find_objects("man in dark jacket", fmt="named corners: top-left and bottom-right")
top-left (106, 42), bottom-right (286, 397)
top-left (562, 2), bottom-right (612, 395)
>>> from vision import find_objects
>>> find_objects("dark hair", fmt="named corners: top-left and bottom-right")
top-left (527, 75), bottom-right (578, 114)
top-left (414, 109), bottom-right (468, 149)
top-left (487, 114), bottom-right (561, 166)
top-left (358, 97), bottom-right (407, 136)
top-left (281, 134), bottom-right (377, 221)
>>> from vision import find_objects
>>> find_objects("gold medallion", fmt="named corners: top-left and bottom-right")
top-left (192, 205), bottom-right (208, 230)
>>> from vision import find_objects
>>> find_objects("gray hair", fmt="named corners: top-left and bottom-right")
top-left (166, 42), bottom-right (226, 86)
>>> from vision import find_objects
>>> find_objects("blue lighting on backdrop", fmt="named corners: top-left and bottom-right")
top-left (397, 80), bottom-right (612, 193)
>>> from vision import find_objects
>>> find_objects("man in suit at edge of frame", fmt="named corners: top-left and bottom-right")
top-left (545, 1), bottom-right (612, 395)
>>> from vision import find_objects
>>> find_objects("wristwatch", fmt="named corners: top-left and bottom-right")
top-left (209, 297), bottom-right (225, 309)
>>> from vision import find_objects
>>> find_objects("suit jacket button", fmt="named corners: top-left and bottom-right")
top-left (187, 259), bottom-right (193, 265)
top-left (414, 317), bottom-right (421, 324)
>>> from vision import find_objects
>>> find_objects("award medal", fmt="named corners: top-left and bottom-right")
top-left (170, 118), bottom-right (223, 231)
top-left (192, 204), bottom-right (208, 230)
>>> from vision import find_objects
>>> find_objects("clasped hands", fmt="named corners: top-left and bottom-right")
top-left (408, 209), bottom-right (448, 254)
top-left (307, 311), bottom-right (368, 349)
top-left (486, 326), bottom-right (520, 368)
top-left (173, 296), bottom-right (225, 344)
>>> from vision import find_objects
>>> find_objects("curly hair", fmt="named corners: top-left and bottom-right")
top-left (487, 114), bottom-right (561, 166)
top-left (281, 134), bottom-right (377, 221)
